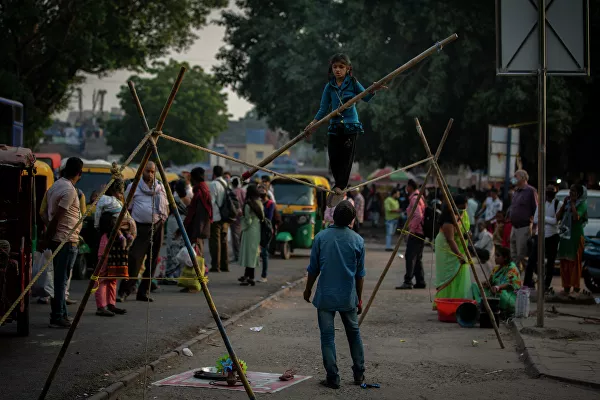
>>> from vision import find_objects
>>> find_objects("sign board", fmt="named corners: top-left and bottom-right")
top-left (488, 125), bottom-right (520, 179)
top-left (496, 0), bottom-right (590, 75)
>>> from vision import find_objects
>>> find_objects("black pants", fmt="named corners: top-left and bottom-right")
top-left (404, 234), bottom-right (425, 285)
top-left (328, 133), bottom-right (357, 190)
top-left (120, 221), bottom-right (164, 298)
top-left (353, 220), bottom-right (361, 235)
top-left (209, 221), bottom-right (229, 271)
top-left (524, 234), bottom-right (560, 290)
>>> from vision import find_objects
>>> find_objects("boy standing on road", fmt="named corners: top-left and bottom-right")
top-left (304, 200), bottom-right (366, 389)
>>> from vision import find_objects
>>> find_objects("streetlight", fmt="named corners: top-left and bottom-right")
top-left (556, 179), bottom-right (562, 184)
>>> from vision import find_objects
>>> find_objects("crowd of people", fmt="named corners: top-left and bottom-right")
top-left (39, 157), bottom-right (281, 328)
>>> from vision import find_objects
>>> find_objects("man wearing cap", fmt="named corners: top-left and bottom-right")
top-left (303, 200), bottom-right (366, 389)
top-left (524, 184), bottom-right (560, 292)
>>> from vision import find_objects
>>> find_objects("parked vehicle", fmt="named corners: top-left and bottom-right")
top-left (34, 152), bottom-right (61, 179)
top-left (0, 145), bottom-right (36, 336)
top-left (270, 175), bottom-right (330, 259)
top-left (581, 236), bottom-right (600, 294)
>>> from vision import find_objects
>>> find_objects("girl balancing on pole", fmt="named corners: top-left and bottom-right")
top-left (306, 53), bottom-right (386, 207)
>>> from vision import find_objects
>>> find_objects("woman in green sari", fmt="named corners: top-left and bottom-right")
top-left (472, 246), bottom-right (522, 315)
top-left (434, 195), bottom-right (471, 307)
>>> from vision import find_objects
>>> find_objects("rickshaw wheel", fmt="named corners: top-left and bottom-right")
top-left (17, 295), bottom-right (30, 336)
top-left (280, 242), bottom-right (291, 260)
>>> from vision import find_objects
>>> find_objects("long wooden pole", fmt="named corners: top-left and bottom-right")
top-left (130, 87), bottom-right (256, 399)
top-left (241, 34), bottom-right (459, 180)
top-left (38, 68), bottom-right (187, 400)
top-left (358, 119), bottom-right (453, 326)
top-left (414, 118), bottom-right (504, 349)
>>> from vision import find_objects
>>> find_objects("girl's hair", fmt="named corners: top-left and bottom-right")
top-left (571, 183), bottom-right (584, 198)
top-left (99, 211), bottom-right (117, 235)
top-left (244, 184), bottom-right (264, 218)
top-left (106, 179), bottom-right (125, 197)
top-left (175, 179), bottom-right (188, 199)
top-left (328, 53), bottom-right (355, 81)
top-left (496, 246), bottom-right (511, 263)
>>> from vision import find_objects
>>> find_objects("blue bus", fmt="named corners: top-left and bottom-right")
top-left (0, 97), bottom-right (24, 146)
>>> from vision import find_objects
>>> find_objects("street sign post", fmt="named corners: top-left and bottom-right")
top-left (495, 0), bottom-right (590, 328)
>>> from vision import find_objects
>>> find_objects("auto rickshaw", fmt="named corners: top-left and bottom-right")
top-left (0, 145), bottom-right (36, 336)
top-left (270, 174), bottom-right (330, 259)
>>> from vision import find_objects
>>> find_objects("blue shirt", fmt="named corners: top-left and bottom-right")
top-left (307, 225), bottom-right (366, 311)
top-left (314, 75), bottom-right (375, 128)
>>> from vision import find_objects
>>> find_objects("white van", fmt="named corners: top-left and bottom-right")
top-left (556, 189), bottom-right (600, 238)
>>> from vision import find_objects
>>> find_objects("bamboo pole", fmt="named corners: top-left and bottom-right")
top-left (344, 157), bottom-right (434, 193)
top-left (358, 119), bottom-right (453, 326)
top-left (159, 133), bottom-right (336, 194)
top-left (414, 118), bottom-right (504, 349)
top-left (130, 84), bottom-right (256, 399)
top-left (150, 141), bottom-right (256, 399)
top-left (241, 33), bottom-right (459, 180)
top-left (38, 68), bottom-right (187, 400)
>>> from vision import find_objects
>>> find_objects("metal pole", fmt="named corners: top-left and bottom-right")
top-left (536, 0), bottom-right (547, 327)
top-left (504, 127), bottom-right (512, 203)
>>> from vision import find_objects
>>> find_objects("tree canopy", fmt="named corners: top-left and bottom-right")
top-left (106, 59), bottom-right (228, 164)
top-left (0, 0), bottom-right (227, 147)
top-left (215, 0), bottom-right (599, 179)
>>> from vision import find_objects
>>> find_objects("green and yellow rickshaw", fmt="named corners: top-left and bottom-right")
top-left (270, 174), bottom-right (330, 259)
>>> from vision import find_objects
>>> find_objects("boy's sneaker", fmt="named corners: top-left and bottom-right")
top-left (49, 318), bottom-right (72, 329)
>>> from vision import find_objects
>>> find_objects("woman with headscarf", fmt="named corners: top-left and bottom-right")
top-left (164, 180), bottom-right (191, 282)
top-left (434, 195), bottom-right (472, 306)
top-left (238, 184), bottom-right (265, 286)
top-left (556, 184), bottom-right (588, 298)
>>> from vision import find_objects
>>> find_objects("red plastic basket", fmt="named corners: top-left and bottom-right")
top-left (434, 298), bottom-right (477, 323)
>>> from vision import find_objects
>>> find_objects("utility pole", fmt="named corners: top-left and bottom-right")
top-left (76, 88), bottom-right (83, 124)
top-left (536, 0), bottom-right (547, 328)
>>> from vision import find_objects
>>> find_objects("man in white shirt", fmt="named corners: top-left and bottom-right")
top-left (44, 157), bottom-right (83, 328)
top-left (209, 165), bottom-right (230, 272)
top-left (473, 221), bottom-right (495, 277)
top-left (477, 188), bottom-right (503, 231)
top-left (119, 161), bottom-right (169, 302)
top-left (524, 185), bottom-right (561, 292)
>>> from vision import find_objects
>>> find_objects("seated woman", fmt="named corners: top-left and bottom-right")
top-left (472, 246), bottom-right (522, 315)
top-left (434, 195), bottom-right (471, 307)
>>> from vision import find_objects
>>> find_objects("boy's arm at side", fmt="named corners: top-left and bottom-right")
top-left (304, 236), bottom-right (321, 302)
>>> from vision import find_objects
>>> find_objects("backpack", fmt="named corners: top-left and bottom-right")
top-left (260, 218), bottom-right (274, 247)
top-left (217, 179), bottom-right (241, 223)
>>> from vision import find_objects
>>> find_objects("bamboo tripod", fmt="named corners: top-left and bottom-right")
top-left (358, 118), bottom-right (505, 349)
top-left (38, 67), bottom-right (256, 400)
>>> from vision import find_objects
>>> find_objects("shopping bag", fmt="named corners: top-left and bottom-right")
top-left (32, 250), bottom-right (54, 298)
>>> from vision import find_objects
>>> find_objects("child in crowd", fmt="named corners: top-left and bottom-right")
top-left (94, 179), bottom-right (136, 317)
top-left (493, 211), bottom-right (511, 249)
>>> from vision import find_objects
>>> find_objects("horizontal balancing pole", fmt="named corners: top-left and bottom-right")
top-left (241, 33), bottom-right (459, 180)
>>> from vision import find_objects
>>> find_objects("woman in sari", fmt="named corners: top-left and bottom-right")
top-left (472, 246), bottom-right (521, 315)
top-left (434, 195), bottom-right (471, 306)
top-left (556, 184), bottom-right (588, 298)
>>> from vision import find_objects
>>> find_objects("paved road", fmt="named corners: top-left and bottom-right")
top-left (0, 245), bottom-right (309, 400)
top-left (116, 244), bottom-right (600, 400)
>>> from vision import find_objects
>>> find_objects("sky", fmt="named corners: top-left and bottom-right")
top-left (55, 5), bottom-right (253, 121)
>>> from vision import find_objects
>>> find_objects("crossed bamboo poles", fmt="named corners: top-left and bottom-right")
top-left (0, 34), bottom-right (476, 399)
top-left (357, 118), bottom-right (505, 349)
